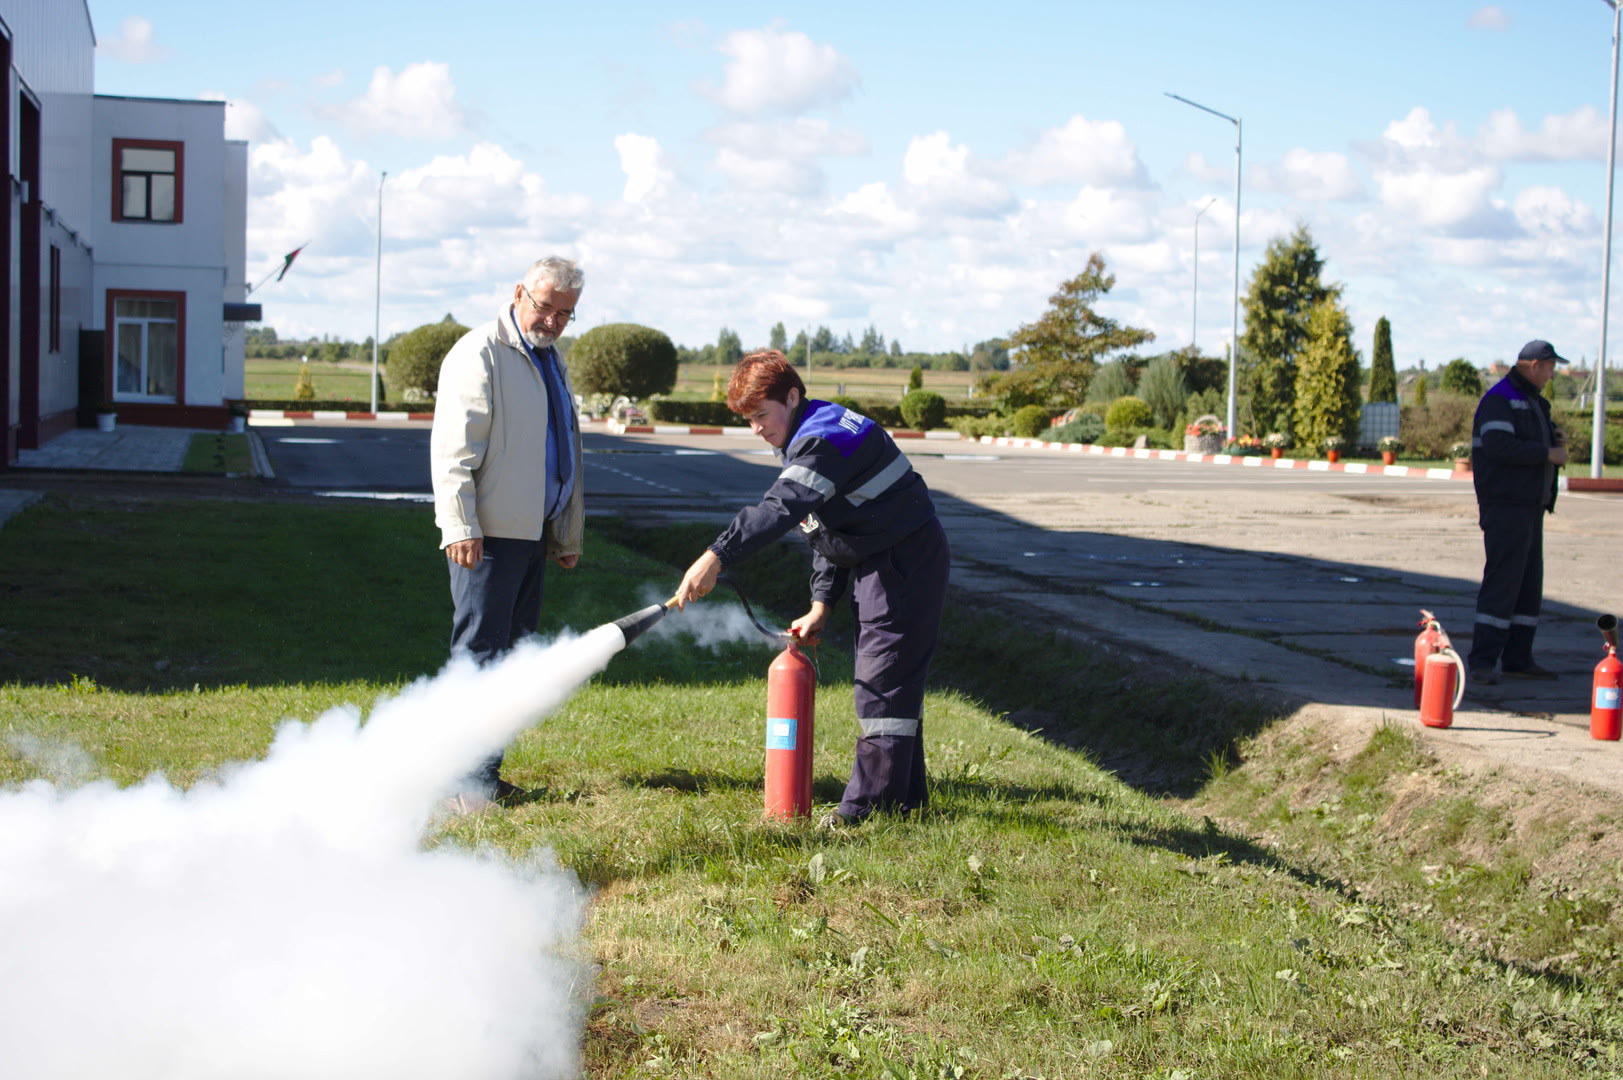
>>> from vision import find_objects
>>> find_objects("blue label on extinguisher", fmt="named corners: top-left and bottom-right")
top-left (1598, 687), bottom-right (1621, 710)
top-left (766, 717), bottom-right (798, 750)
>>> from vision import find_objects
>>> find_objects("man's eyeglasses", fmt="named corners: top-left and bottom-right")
top-left (521, 285), bottom-right (576, 326)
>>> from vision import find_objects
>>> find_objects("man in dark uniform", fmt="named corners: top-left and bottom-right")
top-left (675, 350), bottom-right (951, 825)
top-left (1466, 339), bottom-right (1569, 685)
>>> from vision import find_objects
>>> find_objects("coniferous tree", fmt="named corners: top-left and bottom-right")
top-left (995, 252), bottom-right (1154, 408)
top-left (1413, 371), bottom-right (1428, 408)
top-left (769, 322), bottom-right (788, 352)
top-left (1240, 225), bottom-right (1339, 438)
top-left (1369, 316), bottom-right (1397, 403)
top-left (1292, 299), bottom-right (1362, 449)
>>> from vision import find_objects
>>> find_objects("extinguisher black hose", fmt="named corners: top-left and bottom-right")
top-left (715, 575), bottom-right (820, 679)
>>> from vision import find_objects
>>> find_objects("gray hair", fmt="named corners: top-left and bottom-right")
top-left (523, 256), bottom-right (584, 293)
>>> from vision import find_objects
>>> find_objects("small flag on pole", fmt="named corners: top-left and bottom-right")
top-left (275, 245), bottom-right (306, 282)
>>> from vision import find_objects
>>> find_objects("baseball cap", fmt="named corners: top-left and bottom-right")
top-left (1517, 339), bottom-right (1568, 364)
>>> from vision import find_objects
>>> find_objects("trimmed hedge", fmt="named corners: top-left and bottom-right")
top-left (645, 400), bottom-right (741, 426)
top-left (900, 390), bottom-right (947, 431)
top-left (569, 323), bottom-right (679, 399)
top-left (387, 320), bottom-right (468, 398)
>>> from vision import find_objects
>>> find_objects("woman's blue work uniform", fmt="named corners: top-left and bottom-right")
top-left (708, 398), bottom-right (951, 819)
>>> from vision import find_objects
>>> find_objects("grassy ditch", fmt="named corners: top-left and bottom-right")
top-left (2, 496), bottom-right (1622, 1077)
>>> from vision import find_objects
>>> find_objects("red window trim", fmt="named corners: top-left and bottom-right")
top-left (111, 137), bottom-right (185, 224)
top-left (106, 288), bottom-right (187, 403)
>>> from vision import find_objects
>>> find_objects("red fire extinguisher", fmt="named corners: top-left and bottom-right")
top-left (1593, 615), bottom-right (1621, 742)
top-left (1413, 609), bottom-right (1451, 708)
top-left (764, 635), bottom-right (816, 819)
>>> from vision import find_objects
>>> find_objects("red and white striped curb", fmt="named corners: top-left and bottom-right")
top-left (977, 435), bottom-right (1623, 491)
top-left (250, 409), bottom-right (434, 423)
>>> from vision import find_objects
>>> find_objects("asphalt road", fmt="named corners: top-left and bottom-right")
top-left (255, 418), bottom-right (1623, 792)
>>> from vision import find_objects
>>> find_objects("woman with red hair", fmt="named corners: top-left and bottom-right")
top-left (676, 350), bottom-right (950, 826)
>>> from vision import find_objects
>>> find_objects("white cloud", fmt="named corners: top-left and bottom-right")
top-left (1058, 186), bottom-right (1157, 244)
top-left (902, 132), bottom-right (1015, 217)
top-left (1183, 151), bottom-right (1233, 184)
top-left (223, 99), bottom-right (281, 144)
top-left (96, 16), bottom-right (170, 63)
top-left (1478, 106), bottom-right (1609, 162)
top-left (705, 118), bottom-right (867, 194)
top-left (1512, 186), bottom-right (1596, 237)
top-left (1374, 163), bottom-right (1504, 230)
top-left (615, 134), bottom-right (676, 204)
top-left (1251, 148), bottom-right (1363, 202)
top-left (313, 69), bottom-right (346, 89)
top-left (704, 27), bottom-right (859, 115)
top-left (326, 62), bottom-right (466, 140)
top-left (1004, 115), bottom-right (1149, 188)
top-left (1468, 6), bottom-right (1510, 30)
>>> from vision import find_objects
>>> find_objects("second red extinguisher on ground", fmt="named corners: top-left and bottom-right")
top-left (764, 635), bottom-right (816, 819)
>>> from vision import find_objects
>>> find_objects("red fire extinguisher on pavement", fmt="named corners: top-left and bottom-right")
top-left (1593, 615), bottom-right (1621, 742)
top-left (1414, 609), bottom-right (1466, 728)
top-left (1414, 609), bottom-right (1451, 708)
top-left (764, 634), bottom-right (816, 819)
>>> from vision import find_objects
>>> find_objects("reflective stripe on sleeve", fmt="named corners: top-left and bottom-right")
top-left (1480, 420), bottom-right (1516, 435)
top-left (1474, 612), bottom-right (1512, 629)
top-left (779, 464), bottom-right (836, 498)
top-left (845, 453), bottom-right (912, 506)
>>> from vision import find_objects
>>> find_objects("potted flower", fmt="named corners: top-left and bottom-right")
top-left (1378, 435), bottom-right (1403, 466)
top-left (1224, 434), bottom-right (1263, 456)
top-left (226, 400), bottom-right (249, 434)
top-left (1263, 431), bottom-right (1291, 459)
top-left (1183, 414), bottom-right (1226, 453)
top-left (95, 400), bottom-right (118, 433)
top-left (1450, 441), bottom-right (1472, 473)
top-left (1321, 435), bottom-right (1346, 463)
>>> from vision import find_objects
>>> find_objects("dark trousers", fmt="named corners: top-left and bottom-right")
top-left (838, 519), bottom-right (951, 820)
top-left (448, 536), bottom-right (548, 785)
top-left (1467, 504), bottom-right (1544, 672)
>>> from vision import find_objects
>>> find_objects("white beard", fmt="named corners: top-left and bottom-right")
top-left (522, 328), bottom-right (557, 350)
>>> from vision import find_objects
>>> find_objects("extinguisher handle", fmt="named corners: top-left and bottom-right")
top-left (1442, 646), bottom-right (1467, 708)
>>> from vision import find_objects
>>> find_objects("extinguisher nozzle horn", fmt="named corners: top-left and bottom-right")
top-left (1600, 614), bottom-right (1619, 652)
top-left (611, 602), bottom-right (671, 647)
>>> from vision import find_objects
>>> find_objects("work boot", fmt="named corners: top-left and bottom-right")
top-left (1469, 666), bottom-right (1499, 686)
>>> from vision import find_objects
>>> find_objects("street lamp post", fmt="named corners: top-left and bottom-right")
top-left (371, 171), bottom-right (386, 415)
top-left (1595, 0), bottom-right (1619, 479)
top-left (1167, 92), bottom-right (1242, 439)
top-left (1192, 197), bottom-right (1216, 346)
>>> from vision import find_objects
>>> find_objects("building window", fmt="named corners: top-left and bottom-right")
top-left (112, 138), bottom-right (184, 223)
top-left (48, 245), bottom-right (61, 353)
top-left (111, 292), bottom-right (185, 401)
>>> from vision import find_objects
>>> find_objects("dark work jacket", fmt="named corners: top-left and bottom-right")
top-left (1471, 367), bottom-right (1558, 512)
top-left (709, 399), bottom-right (938, 604)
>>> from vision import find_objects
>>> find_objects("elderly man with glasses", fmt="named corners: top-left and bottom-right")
top-left (430, 256), bottom-right (585, 811)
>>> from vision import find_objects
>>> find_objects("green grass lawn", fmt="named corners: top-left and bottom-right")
top-left (245, 357), bottom-right (383, 402)
top-left (671, 363), bottom-right (980, 403)
top-left (3, 496), bottom-right (1620, 1077)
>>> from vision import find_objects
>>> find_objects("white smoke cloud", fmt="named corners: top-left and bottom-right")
top-left (0, 628), bottom-right (630, 1080)
top-left (640, 586), bottom-right (781, 650)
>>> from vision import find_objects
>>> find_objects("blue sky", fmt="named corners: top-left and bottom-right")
top-left (90, 1), bottom-right (1622, 369)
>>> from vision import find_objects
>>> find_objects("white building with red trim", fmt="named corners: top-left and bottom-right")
top-left (2, 1), bottom-right (250, 465)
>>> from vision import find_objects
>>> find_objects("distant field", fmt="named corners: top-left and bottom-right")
top-left (669, 363), bottom-right (980, 403)
top-left (245, 358), bottom-right (382, 402)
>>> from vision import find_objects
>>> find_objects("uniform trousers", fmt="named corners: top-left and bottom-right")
top-left (1467, 504), bottom-right (1544, 673)
top-left (837, 518), bottom-right (951, 820)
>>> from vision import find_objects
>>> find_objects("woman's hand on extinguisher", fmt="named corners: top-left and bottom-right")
top-left (788, 602), bottom-right (830, 646)
top-left (674, 549), bottom-right (722, 610)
